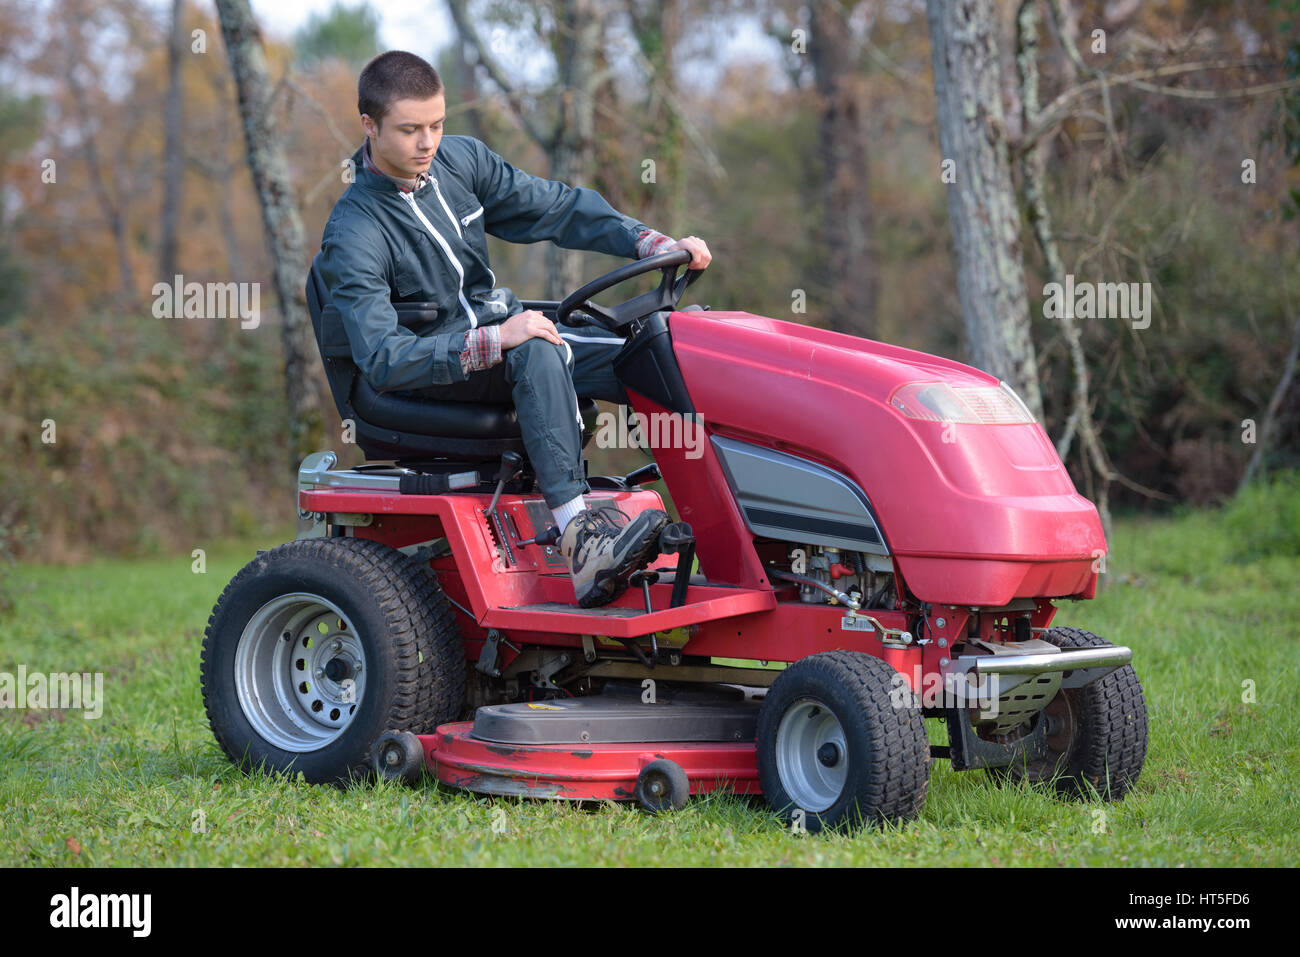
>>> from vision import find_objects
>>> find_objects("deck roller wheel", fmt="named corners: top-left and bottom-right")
top-left (635, 759), bottom-right (691, 813)
top-left (373, 730), bottom-right (426, 784)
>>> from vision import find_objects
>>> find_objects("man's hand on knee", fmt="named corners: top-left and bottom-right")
top-left (500, 309), bottom-right (564, 350)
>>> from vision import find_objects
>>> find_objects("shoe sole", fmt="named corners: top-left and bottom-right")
top-left (578, 510), bottom-right (672, 609)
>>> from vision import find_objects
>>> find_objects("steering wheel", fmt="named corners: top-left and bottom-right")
top-left (556, 248), bottom-right (702, 333)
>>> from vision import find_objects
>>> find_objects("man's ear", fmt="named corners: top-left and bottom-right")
top-left (361, 113), bottom-right (379, 138)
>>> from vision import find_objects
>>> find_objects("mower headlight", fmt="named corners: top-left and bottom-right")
top-left (889, 381), bottom-right (1036, 425)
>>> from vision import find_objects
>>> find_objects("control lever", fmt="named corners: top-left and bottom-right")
top-left (517, 523), bottom-right (562, 548)
top-left (484, 451), bottom-right (523, 519)
top-left (622, 462), bottom-right (662, 488)
top-left (630, 569), bottom-right (660, 615)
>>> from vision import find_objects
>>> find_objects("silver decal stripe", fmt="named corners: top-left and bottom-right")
top-left (563, 338), bottom-right (582, 429)
top-left (400, 191), bottom-right (478, 329)
top-left (560, 331), bottom-right (627, 346)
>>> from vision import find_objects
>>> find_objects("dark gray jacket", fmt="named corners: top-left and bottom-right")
top-left (317, 136), bottom-right (653, 391)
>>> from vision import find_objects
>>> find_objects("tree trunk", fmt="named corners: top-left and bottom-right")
top-left (544, 0), bottom-right (603, 300)
top-left (64, 54), bottom-right (136, 303)
top-left (925, 0), bottom-right (1044, 418)
top-left (214, 0), bottom-right (325, 469)
top-left (808, 0), bottom-right (877, 339)
top-left (160, 0), bottom-right (185, 281)
top-left (627, 0), bottom-right (687, 239)
top-left (454, 37), bottom-right (489, 143)
top-left (448, 0), bottom-right (610, 300)
top-left (545, 137), bottom-right (586, 300)
top-left (1015, 0), bottom-right (1110, 543)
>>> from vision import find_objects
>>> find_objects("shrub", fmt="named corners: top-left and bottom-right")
top-left (1222, 470), bottom-right (1300, 562)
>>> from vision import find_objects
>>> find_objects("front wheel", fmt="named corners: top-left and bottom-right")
top-left (201, 537), bottom-right (464, 784)
top-left (988, 626), bottom-right (1148, 801)
top-left (757, 651), bottom-right (930, 832)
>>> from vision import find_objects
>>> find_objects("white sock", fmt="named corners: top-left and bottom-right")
top-left (550, 495), bottom-right (587, 534)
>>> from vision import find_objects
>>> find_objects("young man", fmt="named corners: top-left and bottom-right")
top-left (317, 50), bottom-right (711, 607)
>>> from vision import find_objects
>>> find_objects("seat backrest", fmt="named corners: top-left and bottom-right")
top-left (307, 255), bottom-right (480, 374)
top-left (304, 255), bottom-right (597, 463)
top-left (305, 255), bottom-right (364, 428)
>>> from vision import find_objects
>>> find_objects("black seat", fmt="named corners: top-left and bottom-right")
top-left (305, 254), bottom-right (597, 463)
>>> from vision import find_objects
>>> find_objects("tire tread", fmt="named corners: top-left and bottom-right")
top-left (200, 537), bottom-right (464, 782)
top-left (757, 650), bottom-right (930, 830)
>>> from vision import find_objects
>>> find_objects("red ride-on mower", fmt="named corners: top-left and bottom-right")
top-left (200, 249), bottom-right (1148, 832)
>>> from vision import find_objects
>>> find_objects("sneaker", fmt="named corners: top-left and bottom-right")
top-left (559, 504), bottom-right (671, 608)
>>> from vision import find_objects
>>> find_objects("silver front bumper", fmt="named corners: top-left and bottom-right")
top-left (942, 638), bottom-right (1133, 735)
top-left (972, 645), bottom-right (1133, 677)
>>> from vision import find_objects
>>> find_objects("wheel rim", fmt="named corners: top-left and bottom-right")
top-left (991, 691), bottom-right (1077, 782)
top-left (774, 698), bottom-right (849, 813)
top-left (234, 592), bottom-right (367, 752)
top-left (1023, 692), bottom-right (1077, 782)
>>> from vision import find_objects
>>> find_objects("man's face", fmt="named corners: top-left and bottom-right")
top-left (363, 94), bottom-right (445, 180)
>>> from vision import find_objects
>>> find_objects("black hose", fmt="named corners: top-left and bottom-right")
top-left (868, 579), bottom-right (893, 609)
top-left (767, 568), bottom-right (860, 609)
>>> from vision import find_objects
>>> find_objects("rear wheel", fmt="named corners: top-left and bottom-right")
top-left (988, 626), bottom-right (1147, 800)
top-left (757, 651), bottom-right (930, 832)
top-left (201, 537), bottom-right (464, 784)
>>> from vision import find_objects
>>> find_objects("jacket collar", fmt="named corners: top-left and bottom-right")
top-left (354, 139), bottom-right (430, 194)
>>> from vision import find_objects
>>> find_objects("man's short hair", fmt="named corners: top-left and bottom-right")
top-left (358, 51), bottom-right (443, 126)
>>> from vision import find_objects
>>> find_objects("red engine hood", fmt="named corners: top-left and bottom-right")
top-left (667, 311), bottom-right (1105, 604)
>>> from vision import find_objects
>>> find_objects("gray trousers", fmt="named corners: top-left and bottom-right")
top-left (401, 324), bottom-right (628, 508)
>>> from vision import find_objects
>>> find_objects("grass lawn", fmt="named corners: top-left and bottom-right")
top-left (1, 482), bottom-right (1297, 867)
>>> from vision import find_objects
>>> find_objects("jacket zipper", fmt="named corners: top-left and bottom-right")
top-left (429, 178), bottom-right (494, 301)
top-left (460, 206), bottom-right (484, 227)
top-left (430, 177), bottom-right (464, 239)
top-left (399, 190), bottom-right (478, 328)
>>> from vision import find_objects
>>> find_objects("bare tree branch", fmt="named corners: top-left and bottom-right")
top-left (625, 42), bottom-right (727, 181)
top-left (446, 0), bottom-right (552, 147)
top-left (1022, 58), bottom-right (1293, 148)
top-left (1240, 308), bottom-right (1300, 492)
top-left (284, 75), bottom-right (356, 154)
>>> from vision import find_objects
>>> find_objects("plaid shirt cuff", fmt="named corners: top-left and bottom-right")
top-left (634, 227), bottom-right (676, 260)
top-left (459, 324), bottom-right (502, 375)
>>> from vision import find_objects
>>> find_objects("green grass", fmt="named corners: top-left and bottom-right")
top-left (1, 493), bottom-right (1297, 868)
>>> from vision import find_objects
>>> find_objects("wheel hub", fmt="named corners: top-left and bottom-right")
top-left (817, 742), bottom-right (841, 767)
top-left (234, 593), bottom-right (368, 752)
top-left (774, 698), bottom-right (849, 813)
top-left (324, 657), bottom-right (353, 682)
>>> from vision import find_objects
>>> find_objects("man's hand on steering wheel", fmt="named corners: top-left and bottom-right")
top-left (663, 235), bottom-right (711, 271)
top-left (555, 246), bottom-right (709, 333)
